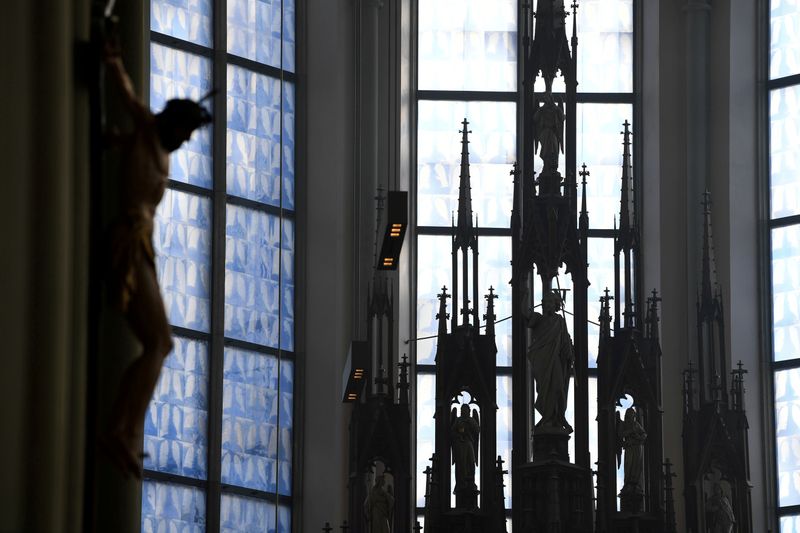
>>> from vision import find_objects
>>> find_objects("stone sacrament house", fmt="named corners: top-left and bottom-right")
top-left (1, 1), bottom-right (794, 532)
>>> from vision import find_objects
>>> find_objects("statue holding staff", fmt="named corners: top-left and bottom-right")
top-left (522, 289), bottom-right (574, 433)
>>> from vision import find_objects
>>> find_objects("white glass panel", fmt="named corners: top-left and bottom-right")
top-left (777, 368), bottom-right (800, 506)
top-left (772, 0), bottom-right (800, 79)
top-left (416, 374), bottom-right (436, 507)
top-left (771, 86), bottom-right (800, 218)
top-left (417, 235), bottom-right (512, 365)
top-left (577, 104), bottom-right (633, 230)
top-left (587, 238), bottom-right (616, 368)
top-left (576, 0), bottom-right (633, 92)
top-left (419, 0), bottom-right (517, 91)
top-left (782, 514), bottom-right (800, 532)
top-left (497, 375), bottom-right (513, 508)
top-left (418, 101), bottom-right (516, 228)
top-left (772, 225), bottom-right (800, 361)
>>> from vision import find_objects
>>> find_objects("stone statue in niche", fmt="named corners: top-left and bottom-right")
top-left (522, 290), bottom-right (574, 433)
top-left (706, 481), bottom-right (735, 533)
top-left (618, 406), bottom-right (647, 499)
top-left (450, 402), bottom-right (480, 491)
top-left (101, 30), bottom-right (212, 478)
top-left (364, 474), bottom-right (394, 533)
top-left (533, 93), bottom-right (564, 181)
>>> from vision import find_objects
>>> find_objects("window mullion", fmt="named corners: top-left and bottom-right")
top-left (206, 0), bottom-right (228, 530)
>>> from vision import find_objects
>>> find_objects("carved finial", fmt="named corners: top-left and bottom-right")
top-left (322, 523), bottom-right (333, 533)
top-left (414, 522), bottom-right (423, 533)
top-left (455, 118), bottom-right (475, 251)
top-left (340, 520), bottom-right (349, 533)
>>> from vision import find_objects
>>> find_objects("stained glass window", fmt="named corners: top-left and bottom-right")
top-left (145, 0), bottom-right (296, 530)
top-left (772, 1), bottom-right (800, 525)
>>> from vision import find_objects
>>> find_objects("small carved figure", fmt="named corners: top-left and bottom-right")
top-left (450, 403), bottom-right (480, 490)
top-left (364, 474), bottom-right (394, 533)
top-left (618, 407), bottom-right (647, 496)
top-left (101, 37), bottom-right (212, 477)
top-left (522, 290), bottom-right (574, 432)
top-left (533, 93), bottom-right (564, 179)
top-left (706, 482), bottom-right (735, 533)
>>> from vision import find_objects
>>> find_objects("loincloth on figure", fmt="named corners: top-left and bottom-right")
top-left (109, 210), bottom-right (156, 313)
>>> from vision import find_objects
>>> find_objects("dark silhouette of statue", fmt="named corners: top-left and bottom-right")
top-left (533, 93), bottom-right (565, 182)
top-left (101, 36), bottom-right (212, 478)
top-left (523, 290), bottom-right (574, 433)
top-left (706, 482), bottom-right (735, 533)
top-left (618, 407), bottom-right (647, 497)
top-left (450, 403), bottom-right (480, 491)
top-left (364, 474), bottom-right (394, 533)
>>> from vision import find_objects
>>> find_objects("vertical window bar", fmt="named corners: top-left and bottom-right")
top-left (206, 0), bottom-right (228, 528)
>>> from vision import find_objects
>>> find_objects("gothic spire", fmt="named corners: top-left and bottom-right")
top-left (699, 190), bottom-right (718, 315)
top-left (619, 120), bottom-right (634, 241)
top-left (454, 118), bottom-right (475, 250)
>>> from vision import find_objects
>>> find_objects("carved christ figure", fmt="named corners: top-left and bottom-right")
top-left (450, 403), bottom-right (480, 490)
top-left (364, 474), bottom-right (394, 533)
top-left (522, 290), bottom-right (574, 432)
top-left (102, 40), bottom-right (212, 477)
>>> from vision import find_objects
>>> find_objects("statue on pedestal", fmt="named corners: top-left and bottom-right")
top-left (364, 474), bottom-right (394, 533)
top-left (533, 93), bottom-right (565, 190)
top-left (523, 290), bottom-right (574, 433)
top-left (618, 407), bottom-right (647, 508)
top-left (450, 403), bottom-right (480, 493)
top-left (706, 482), bottom-right (735, 533)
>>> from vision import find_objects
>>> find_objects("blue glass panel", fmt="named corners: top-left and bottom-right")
top-left (496, 375), bottom-right (512, 508)
top-left (770, 86), bottom-right (800, 218)
top-left (154, 189), bottom-right (212, 331)
top-left (777, 368), bottom-right (800, 506)
top-left (576, 0), bottom-right (633, 92)
top-left (782, 514), bottom-right (800, 533)
top-left (417, 101), bottom-right (516, 228)
top-left (227, 0), bottom-right (282, 68)
top-left (416, 374), bottom-right (436, 507)
top-left (418, 0), bottom-right (517, 91)
top-left (151, 0), bottom-right (212, 46)
top-left (282, 81), bottom-right (296, 211)
top-left (278, 504), bottom-right (292, 533)
top-left (221, 347), bottom-right (279, 492)
top-left (282, 0), bottom-right (296, 72)
top-left (144, 337), bottom-right (209, 478)
top-left (278, 359), bottom-right (294, 495)
top-left (220, 493), bottom-right (276, 533)
top-left (141, 480), bottom-right (205, 533)
top-left (576, 104), bottom-right (633, 230)
top-left (150, 44), bottom-right (214, 189)
top-left (587, 238), bottom-right (615, 367)
top-left (224, 205), bottom-right (282, 347)
top-left (281, 219), bottom-right (295, 351)
top-left (772, 0), bottom-right (800, 79)
top-left (226, 65), bottom-right (283, 207)
top-left (772, 226), bottom-right (800, 361)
